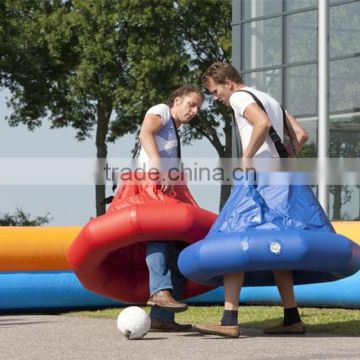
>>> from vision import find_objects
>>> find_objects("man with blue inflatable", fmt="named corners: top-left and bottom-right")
top-left (195, 62), bottom-right (310, 338)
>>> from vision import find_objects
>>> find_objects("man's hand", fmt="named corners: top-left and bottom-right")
top-left (161, 183), bottom-right (174, 194)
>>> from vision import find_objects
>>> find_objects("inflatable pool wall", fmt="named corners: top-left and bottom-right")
top-left (1, 222), bottom-right (360, 311)
top-left (0, 227), bottom-right (120, 311)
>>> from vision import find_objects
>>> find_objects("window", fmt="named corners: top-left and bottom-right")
top-left (285, 64), bottom-right (317, 116)
top-left (242, 17), bottom-right (282, 70)
top-left (330, 58), bottom-right (360, 113)
top-left (242, 0), bottom-right (282, 19)
top-left (243, 69), bottom-right (282, 102)
top-left (285, 0), bottom-right (317, 11)
top-left (234, 0), bottom-right (360, 219)
top-left (330, 2), bottom-right (360, 58)
top-left (285, 11), bottom-right (317, 63)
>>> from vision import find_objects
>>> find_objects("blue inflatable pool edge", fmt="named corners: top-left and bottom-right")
top-left (0, 271), bottom-right (121, 312)
top-left (1, 270), bottom-right (360, 311)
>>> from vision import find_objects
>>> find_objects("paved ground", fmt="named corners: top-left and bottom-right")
top-left (1, 314), bottom-right (360, 360)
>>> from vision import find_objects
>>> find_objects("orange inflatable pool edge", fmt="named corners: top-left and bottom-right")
top-left (332, 221), bottom-right (360, 244)
top-left (0, 226), bottom-right (81, 271)
top-left (0, 221), bottom-right (360, 272)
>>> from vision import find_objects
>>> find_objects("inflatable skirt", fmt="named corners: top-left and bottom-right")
top-left (67, 176), bottom-right (217, 303)
top-left (179, 181), bottom-right (360, 287)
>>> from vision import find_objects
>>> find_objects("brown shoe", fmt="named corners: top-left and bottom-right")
top-left (147, 290), bottom-right (188, 313)
top-left (263, 321), bottom-right (306, 335)
top-left (194, 323), bottom-right (240, 338)
top-left (150, 318), bottom-right (193, 332)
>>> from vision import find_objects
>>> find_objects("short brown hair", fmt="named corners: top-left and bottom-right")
top-left (168, 84), bottom-right (203, 107)
top-left (202, 62), bottom-right (243, 86)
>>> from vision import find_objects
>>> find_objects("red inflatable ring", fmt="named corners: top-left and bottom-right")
top-left (67, 177), bottom-right (216, 303)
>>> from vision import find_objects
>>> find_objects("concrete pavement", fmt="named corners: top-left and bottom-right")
top-left (1, 314), bottom-right (360, 360)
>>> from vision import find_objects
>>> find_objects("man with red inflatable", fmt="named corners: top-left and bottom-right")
top-left (135, 84), bottom-right (203, 332)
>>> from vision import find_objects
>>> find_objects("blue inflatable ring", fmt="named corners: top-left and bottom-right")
top-left (178, 229), bottom-right (360, 287)
top-left (179, 174), bottom-right (360, 287)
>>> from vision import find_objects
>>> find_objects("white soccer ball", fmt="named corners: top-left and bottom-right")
top-left (116, 306), bottom-right (151, 340)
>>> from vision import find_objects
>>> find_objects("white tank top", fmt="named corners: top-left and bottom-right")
top-left (137, 104), bottom-right (179, 165)
top-left (230, 87), bottom-right (284, 158)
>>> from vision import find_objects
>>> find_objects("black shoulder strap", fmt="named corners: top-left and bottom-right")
top-left (233, 89), bottom-right (289, 158)
top-left (133, 115), bottom-right (181, 159)
top-left (232, 112), bottom-right (243, 158)
top-left (170, 116), bottom-right (182, 158)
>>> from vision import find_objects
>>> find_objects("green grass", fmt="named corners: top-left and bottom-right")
top-left (67, 305), bottom-right (360, 336)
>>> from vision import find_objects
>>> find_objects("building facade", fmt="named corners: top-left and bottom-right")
top-left (232, 0), bottom-right (360, 220)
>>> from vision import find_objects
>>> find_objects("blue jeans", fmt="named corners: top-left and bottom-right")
top-left (146, 241), bottom-right (186, 321)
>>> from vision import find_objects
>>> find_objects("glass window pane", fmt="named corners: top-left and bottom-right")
top-left (330, 0), bottom-right (352, 3)
top-left (297, 116), bottom-right (317, 156)
top-left (330, 58), bottom-right (360, 113)
top-left (285, 0), bottom-right (317, 11)
top-left (242, 69), bottom-right (282, 103)
top-left (285, 11), bottom-right (317, 63)
top-left (330, 2), bottom-right (360, 58)
top-left (282, 114), bottom-right (317, 157)
top-left (242, 0), bottom-right (282, 19)
top-left (329, 113), bottom-right (360, 220)
top-left (330, 114), bottom-right (360, 157)
top-left (242, 18), bottom-right (282, 70)
top-left (285, 64), bottom-right (317, 116)
top-left (330, 185), bottom-right (359, 220)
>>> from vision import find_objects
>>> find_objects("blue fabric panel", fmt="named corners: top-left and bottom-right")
top-left (211, 183), bottom-right (334, 234)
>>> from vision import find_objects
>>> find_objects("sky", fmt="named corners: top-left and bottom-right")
top-left (0, 88), bottom-right (220, 225)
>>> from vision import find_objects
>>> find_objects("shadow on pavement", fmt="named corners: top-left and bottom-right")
top-left (241, 316), bottom-right (360, 337)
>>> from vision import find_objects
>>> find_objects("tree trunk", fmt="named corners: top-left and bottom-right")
top-left (219, 184), bottom-right (232, 211)
top-left (358, 187), bottom-right (360, 220)
top-left (219, 115), bottom-right (232, 210)
top-left (332, 185), bottom-right (342, 220)
top-left (95, 98), bottom-right (112, 217)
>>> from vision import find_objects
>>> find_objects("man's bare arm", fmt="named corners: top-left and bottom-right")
top-left (284, 111), bottom-right (309, 156)
top-left (242, 103), bottom-right (272, 158)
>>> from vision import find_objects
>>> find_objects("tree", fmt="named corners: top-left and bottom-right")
top-left (1, 0), bottom-right (233, 214)
top-left (175, 0), bottom-right (233, 208)
top-left (108, 0), bottom-right (233, 207)
top-left (0, 208), bottom-right (51, 226)
top-left (0, 0), bottom-right (189, 216)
